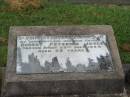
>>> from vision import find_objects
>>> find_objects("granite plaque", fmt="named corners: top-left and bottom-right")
top-left (17, 34), bottom-right (113, 74)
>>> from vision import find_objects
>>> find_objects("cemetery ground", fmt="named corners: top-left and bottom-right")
top-left (1, 3), bottom-right (130, 66)
top-left (0, 1), bottom-right (130, 96)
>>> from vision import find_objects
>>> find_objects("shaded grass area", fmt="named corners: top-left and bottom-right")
top-left (0, 3), bottom-right (130, 66)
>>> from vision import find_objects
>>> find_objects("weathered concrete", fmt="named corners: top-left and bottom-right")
top-left (2, 25), bottom-right (124, 97)
top-left (123, 64), bottom-right (130, 84)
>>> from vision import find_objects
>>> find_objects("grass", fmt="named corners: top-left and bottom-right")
top-left (0, 2), bottom-right (130, 66)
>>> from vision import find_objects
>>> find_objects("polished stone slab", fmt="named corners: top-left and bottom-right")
top-left (16, 35), bottom-right (113, 74)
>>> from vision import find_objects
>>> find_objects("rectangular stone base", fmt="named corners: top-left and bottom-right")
top-left (18, 93), bottom-right (128, 97)
top-left (2, 26), bottom-right (124, 97)
top-left (24, 89), bottom-right (128, 97)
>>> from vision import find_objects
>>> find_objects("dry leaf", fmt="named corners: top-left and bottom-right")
top-left (120, 43), bottom-right (130, 52)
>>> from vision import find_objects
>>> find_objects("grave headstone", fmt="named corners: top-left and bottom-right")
top-left (2, 25), bottom-right (124, 97)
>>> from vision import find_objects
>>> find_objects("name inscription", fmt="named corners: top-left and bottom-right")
top-left (17, 35), bottom-right (114, 74)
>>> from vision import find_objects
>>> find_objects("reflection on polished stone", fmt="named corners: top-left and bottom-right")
top-left (16, 35), bottom-right (114, 74)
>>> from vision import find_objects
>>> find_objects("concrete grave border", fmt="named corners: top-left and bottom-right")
top-left (2, 25), bottom-right (124, 97)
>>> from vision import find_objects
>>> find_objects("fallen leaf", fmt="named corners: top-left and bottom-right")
top-left (0, 37), bottom-right (7, 44)
top-left (120, 43), bottom-right (130, 52)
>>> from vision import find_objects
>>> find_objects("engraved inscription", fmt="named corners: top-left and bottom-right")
top-left (17, 35), bottom-right (114, 74)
